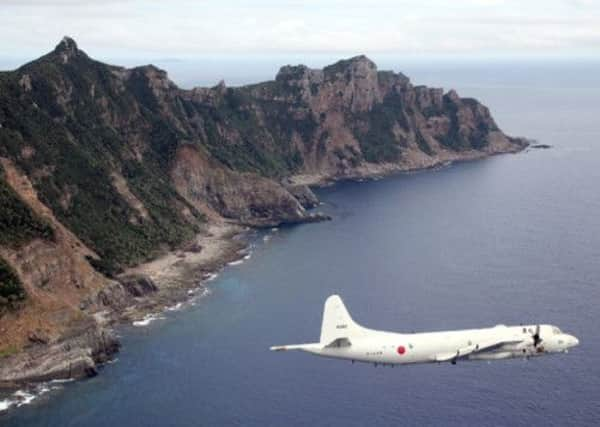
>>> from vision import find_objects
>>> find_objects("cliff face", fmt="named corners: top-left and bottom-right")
top-left (0, 38), bottom-right (526, 384)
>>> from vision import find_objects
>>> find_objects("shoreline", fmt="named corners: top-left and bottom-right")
top-left (0, 142), bottom-right (528, 413)
top-left (0, 221), bottom-right (253, 413)
top-left (288, 139), bottom-right (529, 188)
top-left (119, 222), bottom-right (249, 324)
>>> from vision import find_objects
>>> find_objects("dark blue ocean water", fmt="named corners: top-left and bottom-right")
top-left (3, 62), bottom-right (600, 426)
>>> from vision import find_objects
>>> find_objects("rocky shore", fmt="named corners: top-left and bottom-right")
top-left (288, 137), bottom-right (527, 187)
top-left (0, 222), bottom-right (250, 390)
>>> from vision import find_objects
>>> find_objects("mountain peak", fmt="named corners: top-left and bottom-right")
top-left (348, 54), bottom-right (374, 65)
top-left (56, 36), bottom-right (78, 52)
top-left (53, 36), bottom-right (84, 63)
top-left (323, 55), bottom-right (377, 77)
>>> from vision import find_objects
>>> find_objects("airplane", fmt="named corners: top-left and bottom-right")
top-left (270, 295), bottom-right (579, 365)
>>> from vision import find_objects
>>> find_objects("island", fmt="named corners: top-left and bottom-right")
top-left (0, 37), bottom-right (527, 388)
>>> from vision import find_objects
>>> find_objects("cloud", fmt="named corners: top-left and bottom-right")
top-left (0, 0), bottom-right (598, 58)
top-left (1, 0), bottom-right (133, 5)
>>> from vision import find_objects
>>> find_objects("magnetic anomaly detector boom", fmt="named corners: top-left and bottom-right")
top-left (270, 295), bottom-right (579, 365)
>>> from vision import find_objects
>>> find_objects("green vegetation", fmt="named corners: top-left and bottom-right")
top-left (0, 51), bottom-right (204, 275)
top-left (438, 97), bottom-right (469, 151)
top-left (0, 257), bottom-right (25, 307)
top-left (0, 175), bottom-right (54, 248)
top-left (194, 87), bottom-right (311, 177)
top-left (415, 130), bottom-right (434, 156)
top-left (0, 345), bottom-right (19, 358)
top-left (439, 96), bottom-right (492, 151)
top-left (350, 93), bottom-right (409, 163)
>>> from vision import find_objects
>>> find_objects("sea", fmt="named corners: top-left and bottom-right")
top-left (1, 58), bottom-right (599, 426)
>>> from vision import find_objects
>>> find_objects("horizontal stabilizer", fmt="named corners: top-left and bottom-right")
top-left (269, 343), bottom-right (321, 352)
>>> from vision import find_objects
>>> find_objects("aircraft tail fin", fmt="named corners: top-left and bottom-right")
top-left (319, 295), bottom-right (364, 346)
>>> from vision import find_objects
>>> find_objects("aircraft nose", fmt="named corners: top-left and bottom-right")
top-left (567, 335), bottom-right (579, 348)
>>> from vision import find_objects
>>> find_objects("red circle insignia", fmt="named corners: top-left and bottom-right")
top-left (397, 345), bottom-right (406, 355)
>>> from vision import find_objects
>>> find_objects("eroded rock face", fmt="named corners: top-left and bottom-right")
top-left (284, 184), bottom-right (319, 209)
top-left (0, 159), bottom-right (130, 386)
top-left (170, 145), bottom-right (308, 227)
top-left (0, 320), bottom-right (119, 387)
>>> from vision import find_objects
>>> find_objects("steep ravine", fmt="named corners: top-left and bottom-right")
top-left (0, 37), bottom-right (527, 389)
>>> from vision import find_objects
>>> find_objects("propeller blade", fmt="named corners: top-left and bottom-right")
top-left (532, 324), bottom-right (543, 347)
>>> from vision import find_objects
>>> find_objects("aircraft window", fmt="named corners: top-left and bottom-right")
top-left (522, 328), bottom-right (527, 333)
top-left (552, 327), bottom-right (562, 335)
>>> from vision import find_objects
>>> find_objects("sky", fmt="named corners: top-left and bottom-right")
top-left (1, 0), bottom-right (599, 62)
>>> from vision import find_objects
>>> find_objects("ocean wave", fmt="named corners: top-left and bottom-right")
top-left (132, 313), bottom-right (165, 327)
top-left (228, 249), bottom-right (252, 267)
top-left (0, 380), bottom-right (71, 413)
top-left (0, 399), bottom-right (12, 412)
top-left (203, 272), bottom-right (219, 282)
top-left (188, 287), bottom-right (211, 306)
top-left (165, 302), bottom-right (183, 312)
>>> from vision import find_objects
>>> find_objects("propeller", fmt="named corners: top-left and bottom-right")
top-left (532, 324), bottom-right (543, 347)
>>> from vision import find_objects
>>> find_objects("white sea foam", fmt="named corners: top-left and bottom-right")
top-left (14, 390), bottom-right (35, 405)
top-left (204, 273), bottom-right (218, 282)
top-left (271, 227), bottom-right (279, 232)
top-left (0, 380), bottom-right (73, 413)
top-left (263, 235), bottom-right (271, 242)
top-left (228, 259), bottom-right (244, 266)
top-left (0, 399), bottom-right (12, 412)
top-left (165, 302), bottom-right (183, 312)
top-left (189, 287), bottom-right (211, 306)
top-left (243, 253), bottom-right (251, 260)
top-left (132, 313), bottom-right (164, 327)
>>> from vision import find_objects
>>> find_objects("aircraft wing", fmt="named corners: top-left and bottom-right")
top-left (434, 337), bottom-right (525, 362)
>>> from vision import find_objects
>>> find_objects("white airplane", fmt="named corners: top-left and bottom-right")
top-left (270, 295), bottom-right (579, 365)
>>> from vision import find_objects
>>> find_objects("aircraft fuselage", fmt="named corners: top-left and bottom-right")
top-left (300, 324), bottom-right (579, 365)
top-left (271, 295), bottom-right (579, 366)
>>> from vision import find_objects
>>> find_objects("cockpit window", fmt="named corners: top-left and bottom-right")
top-left (552, 327), bottom-right (562, 335)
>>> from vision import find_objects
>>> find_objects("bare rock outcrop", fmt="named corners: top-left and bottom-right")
top-left (170, 145), bottom-right (311, 227)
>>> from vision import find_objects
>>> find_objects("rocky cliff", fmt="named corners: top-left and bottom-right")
top-left (0, 37), bottom-right (527, 386)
